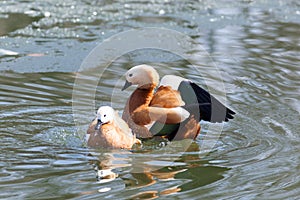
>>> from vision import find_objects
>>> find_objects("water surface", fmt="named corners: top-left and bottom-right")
top-left (0, 0), bottom-right (299, 199)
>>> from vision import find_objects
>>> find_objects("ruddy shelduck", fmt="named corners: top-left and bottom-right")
top-left (87, 106), bottom-right (141, 149)
top-left (122, 64), bottom-right (235, 140)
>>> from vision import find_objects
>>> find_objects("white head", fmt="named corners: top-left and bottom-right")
top-left (95, 106), bottom-right (115, 129)
top-left (122, 64), bottom-right (160, 90)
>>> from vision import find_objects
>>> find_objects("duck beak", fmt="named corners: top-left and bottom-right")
top-left (95, 119), bottom-right (103, 130)
top-left (122, 80), bottom-right (132, 91)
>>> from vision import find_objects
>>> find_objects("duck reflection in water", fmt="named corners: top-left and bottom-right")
top-left (88, 141), bottom-right (229, 197)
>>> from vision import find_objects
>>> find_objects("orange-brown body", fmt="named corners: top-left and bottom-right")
top-left (122, 84), bottom-right (201, 140)
top-left (87, 118), bottom-right (141, 149)
top-left (122, 64), bottom-right (235, 141)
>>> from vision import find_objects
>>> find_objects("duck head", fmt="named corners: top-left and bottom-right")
top-left (95, 106), bottom-right (115, 130)
top-left (122, 64), bottom-right (160, 90)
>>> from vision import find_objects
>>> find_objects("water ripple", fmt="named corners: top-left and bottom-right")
top-left (0, 0), bottom-right (300, 199)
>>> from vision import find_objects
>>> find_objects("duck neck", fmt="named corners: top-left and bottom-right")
top-left (128, 84), bottom-right (156, 114)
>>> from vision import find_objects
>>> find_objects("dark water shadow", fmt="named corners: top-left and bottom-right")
top-left (0, 13), bottom-right (43, 36)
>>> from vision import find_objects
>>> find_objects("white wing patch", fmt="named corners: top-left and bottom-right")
top-left (160, 75), bottom-right (188, 90)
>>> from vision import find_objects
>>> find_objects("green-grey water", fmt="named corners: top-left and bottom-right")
top-left (1, 0), bottom-right (299, 199)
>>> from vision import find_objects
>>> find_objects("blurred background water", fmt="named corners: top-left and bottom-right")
top-left (0, 0), bottom-right (299, 199)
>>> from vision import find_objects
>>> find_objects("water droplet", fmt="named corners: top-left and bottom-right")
top-left (98, 187), bottom-right (111, 193)
top-left (159, 9), bottom-right (166, 15)
top-left (44, 11), bottom-right (51, 17)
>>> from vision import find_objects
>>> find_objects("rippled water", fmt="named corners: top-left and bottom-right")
top-left (1, 0), bottom-right (300, 199)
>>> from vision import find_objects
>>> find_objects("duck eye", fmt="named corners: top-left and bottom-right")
top-left (103, 114), bottom-right (106, 117)
top-left (128, 73), bottom-right (133, 77)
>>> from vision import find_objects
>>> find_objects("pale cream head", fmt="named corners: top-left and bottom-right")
top-left (124, 64), bottom-right (160, 88)
top-left (96, 106), bottom-right (115, 124)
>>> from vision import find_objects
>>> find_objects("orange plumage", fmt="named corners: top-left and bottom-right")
top-left (122, 65), bottom-right (235, 141)
top-left (87, 106), bottom-right (141, 149)
top-left (122, 65), bottom-right (200, 140)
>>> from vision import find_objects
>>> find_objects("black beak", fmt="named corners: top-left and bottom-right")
top-left (95, 119), bottom-right (103, 130)
top-left (122, 80), bottom-right (132, 91)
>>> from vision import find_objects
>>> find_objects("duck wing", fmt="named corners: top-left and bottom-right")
top-left (160, 74), bottom-right (235, 122)
top-left (148, 74), bottom-right (235, 138)
top-left (114, 111), bottom-right (133, 137)
top-left (178, 80), bottom-right (235, 122)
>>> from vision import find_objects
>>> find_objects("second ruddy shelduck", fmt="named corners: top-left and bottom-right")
top-left (121, 64), bottom-right (235, 140)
